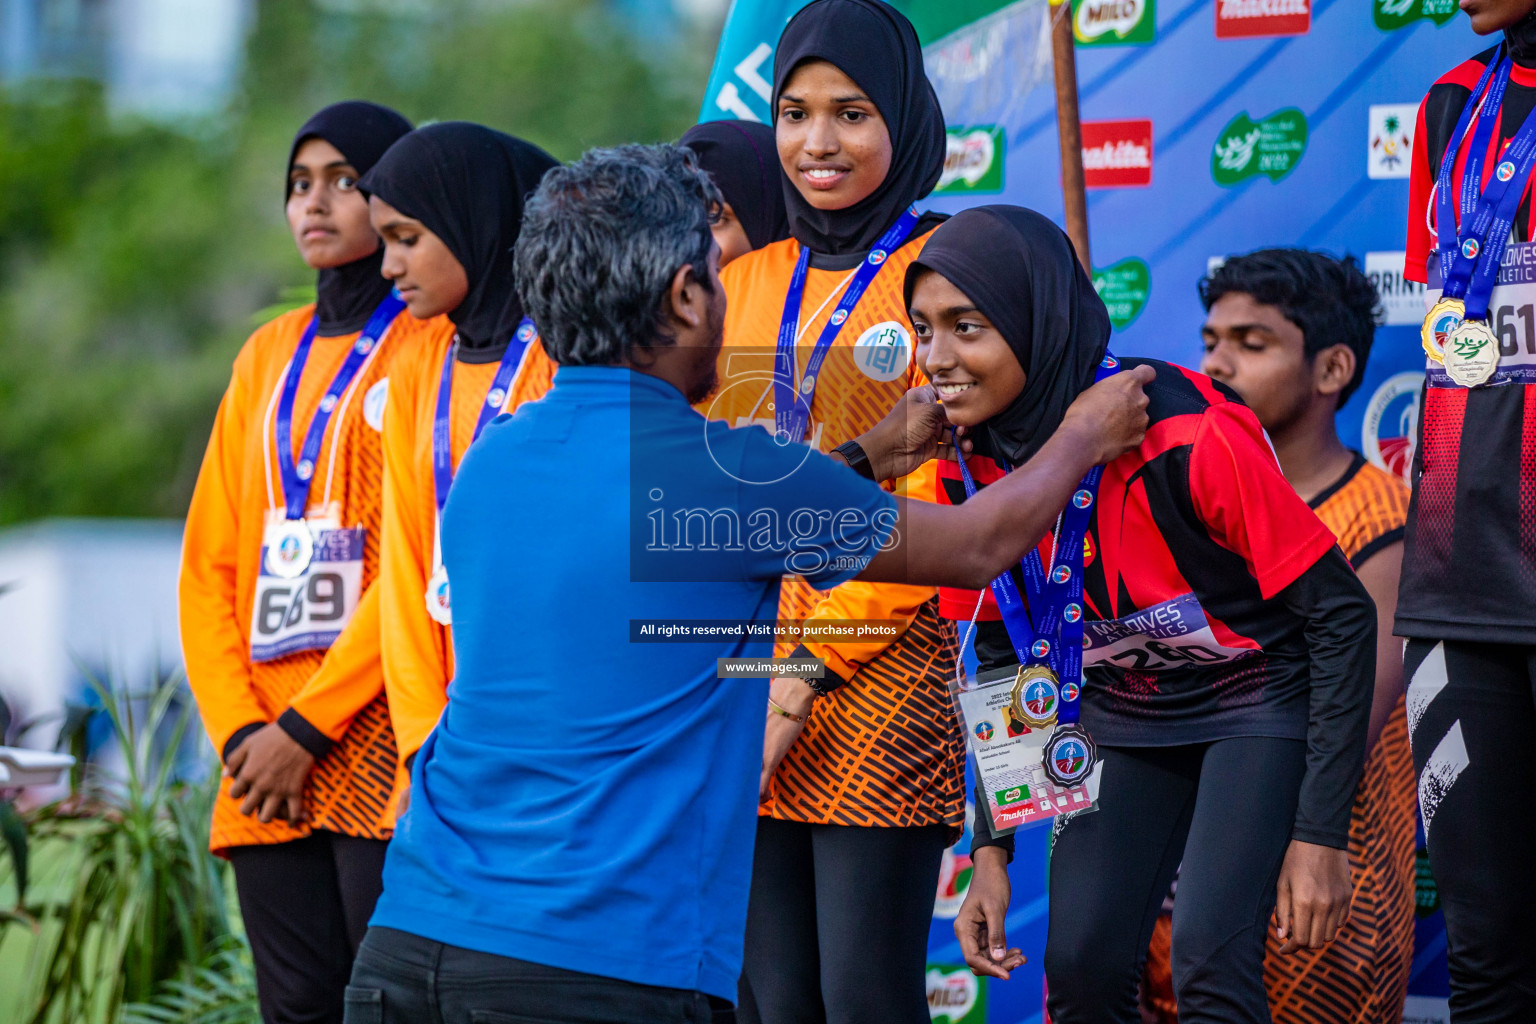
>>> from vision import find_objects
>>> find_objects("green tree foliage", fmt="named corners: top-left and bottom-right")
top-left (0, 0), bottom-right (713, 525)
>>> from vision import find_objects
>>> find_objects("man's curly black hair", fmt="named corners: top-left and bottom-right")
top-left (1200, 249), bottom-right (1383, 408)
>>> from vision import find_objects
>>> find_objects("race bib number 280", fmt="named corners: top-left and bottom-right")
top-left (249, 528), bottom-right (364, 663)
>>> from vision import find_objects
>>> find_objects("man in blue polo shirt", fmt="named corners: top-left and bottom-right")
top-left (345, 144), bottom-right (1152, 1024)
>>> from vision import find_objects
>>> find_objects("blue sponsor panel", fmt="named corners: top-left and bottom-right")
top-left (706, 1), bottom-right (1464, 1018)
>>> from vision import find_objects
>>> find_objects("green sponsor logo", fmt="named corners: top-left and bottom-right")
top-left (994, 784), bottom-right (1030, 805)
top-left (1074, 0), bottom-right (1155, 44)
top-left (926, 964), bottom-right (987, 1023)
top-left (936, 126), bottom-right (1004, 194)
top-left (1374, 0), bottom-right (1457, 30)
top-left (1211, 108), bottom-right (1308, 187)
top-left (1093, 257), bottom-right (1151, 330)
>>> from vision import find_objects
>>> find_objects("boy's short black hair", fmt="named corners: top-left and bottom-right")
top-left (1200, 249), bottom-right (1383, 408)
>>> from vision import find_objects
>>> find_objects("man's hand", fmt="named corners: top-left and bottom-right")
top-left (225, 722), bottom-right (315, 825)
top-left (853, 385), bottom-right (972, 482)
top-left (955, 845), bottom-right (1026, 979)
top-left (1274, 839), bottom-right (1353, 953)
top-left (760, 677), bottom-right (816, 799)
top-left (1059, 365), bottom-right (1155, 465)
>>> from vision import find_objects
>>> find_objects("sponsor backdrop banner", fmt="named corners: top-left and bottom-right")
top-left (703, 2), bottom-right (1471, 1020)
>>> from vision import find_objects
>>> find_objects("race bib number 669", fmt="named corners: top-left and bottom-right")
top-left (249, 527), bottom-right (364, 663)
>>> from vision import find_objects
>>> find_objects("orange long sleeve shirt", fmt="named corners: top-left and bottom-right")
top-left (179, 303), bottom-right (452, 852)
top-left (378, 333), bottom-right (557, 765)
top-left (708, 232), bottom-right (963, 835)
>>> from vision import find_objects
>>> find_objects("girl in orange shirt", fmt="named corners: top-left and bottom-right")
top-left (179, 102), bottom-right (449, 1024)
top-left (703, 3), bottom-right (957, 1022)
top-left (357, 124), bottom-right (559, 772)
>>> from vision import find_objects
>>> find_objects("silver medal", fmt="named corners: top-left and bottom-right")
top-left (266, 519), bottom-right (314, 579)
top-left (1444, 318), bottom-right (1500, 388)
top-left (425, 565), bottom-right (453, 626)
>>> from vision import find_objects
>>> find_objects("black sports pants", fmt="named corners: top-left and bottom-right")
top-left (1405, 639), bottom-right (1536, 1024)
top-left (344, 926), bottom-right (723, 1023)
top-left (1045, 737), bottom-right (1306, 1024)
top-left (228, 830), bottom-right (389, 1024)
top-left (736, 818), bottom-right (950, 1024)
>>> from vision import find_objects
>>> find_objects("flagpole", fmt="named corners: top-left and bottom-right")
top-left (1049, 0), bottom-right (1091, 273)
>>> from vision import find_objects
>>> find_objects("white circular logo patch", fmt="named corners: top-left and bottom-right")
top-left (852, 321), bottom-right (912, 383)
top-left (363, 378), bottom-right (389, 433)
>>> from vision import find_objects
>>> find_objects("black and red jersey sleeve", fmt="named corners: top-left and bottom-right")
top-left (1406, 90), bottom-right (1436, 284)
top-left (1188, 402), bottom-right (1337, 600)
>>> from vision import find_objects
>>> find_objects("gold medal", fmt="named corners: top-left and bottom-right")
top-left (1422, 296), bottom-right (1465, 364)
top-left (1009, 664), bottom-right (1061, 729)
top-left (1443, 318), bottom-right (1501, 388)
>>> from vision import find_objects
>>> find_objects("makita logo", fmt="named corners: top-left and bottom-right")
top-left (1216, 0), bottom-right (1309, 36)
top-left (1083, 140), bottom-right (1151, 170)
top-left (1082, 119), bottom-right (1154, 187)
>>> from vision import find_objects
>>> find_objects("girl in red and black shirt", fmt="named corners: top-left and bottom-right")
top-left (917, 208), bottom-right (1375, 1024)
top-left (1401, 3), bottom-right (1536, 1018)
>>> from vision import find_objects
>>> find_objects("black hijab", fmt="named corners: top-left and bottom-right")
top-left (905, 206), bottom-right (1111, 468)
top-left (358, 122), bottom-right (559, 361)
top-left (287, 101), bottom-right (413, 336)
top-left (1509, 10), bottom-right (1536, 65)
top-left (772, 0), bottom-right (947, 256)
top-left (680, 120), bottom-right (791, 251)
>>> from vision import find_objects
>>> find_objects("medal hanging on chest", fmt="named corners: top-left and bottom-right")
top-left (953, 353), bottom-right (1120, 788)
top-left (773, 206), bottom-right (920, 446)
top-left (425, 318), bottom-right (537, 625)
top-left (1424, 47), bottom-right (1536, 387)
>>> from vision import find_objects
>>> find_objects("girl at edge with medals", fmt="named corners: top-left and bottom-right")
top-left (179, 102), bottom-right (452, 1023)
top-left (358, 124), bottom-right (559, 785)
top-left (918, 208), bottom-right (1376, 1024)
top-left (703, 2), bottom-right (957, 1021)
top-left (1400, 0), bottom-right (1536, 1017)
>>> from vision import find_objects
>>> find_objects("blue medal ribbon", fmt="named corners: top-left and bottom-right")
top-left (953, 354), bottom-right (1121, 727)
top-left (1436, 50), bottom-right (1536, 320)
top-left (274, 292), bottom-right (406, 521)
top-left (773, 205), bottom-right (922, 446)
top-left (431, 317), bottom-right (537, 514)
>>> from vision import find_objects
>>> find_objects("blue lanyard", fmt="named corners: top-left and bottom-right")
top-left (773, 205), bottom-right (921, 445)
top-left (431, 317), bottom-right (537, 514)
top-left (1436, 51), bottom-right (1536, 320)
top-left (274, 292), bottom-right (405, 521)
top-left (953, 353), bottom-right (1121, 726)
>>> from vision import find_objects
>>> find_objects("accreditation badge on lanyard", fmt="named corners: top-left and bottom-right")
top-left (250, 293), bottom-right (405, 662)
top-left (1422, 47), bottom-right (1536, 389)
top-left (772, 206), bottom-right (921, 446)
top-left (424, 318), bottom-right (537, 626)
top-left (945, 354), bottom-right (1120, 837)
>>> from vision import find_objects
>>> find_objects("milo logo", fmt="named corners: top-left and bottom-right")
top-left (1074, 0), bottom-right (1155, 45)
top-left (1092, 257), bottom-right (1151, 330)
top-left (926, 965), bottom-right (986, 1024)
top-left (937, 126), bottom-right (1003, 194)
top-left (1374, 0), bottom-right (1458, 30)
top-left (1212, 108), bottom-right (1308, 186)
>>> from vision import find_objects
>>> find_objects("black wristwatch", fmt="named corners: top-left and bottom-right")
top-left (832, 439), bottom-right (876, 480)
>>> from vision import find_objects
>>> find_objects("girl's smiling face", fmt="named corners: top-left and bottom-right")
top-left (776, 60), bottom-right (893, 212)
top-left (910, 268), bottom-right (1027, 428)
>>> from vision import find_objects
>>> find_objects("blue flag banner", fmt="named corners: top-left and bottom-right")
top-left (704, 2), bottom-right (1471, 1020)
